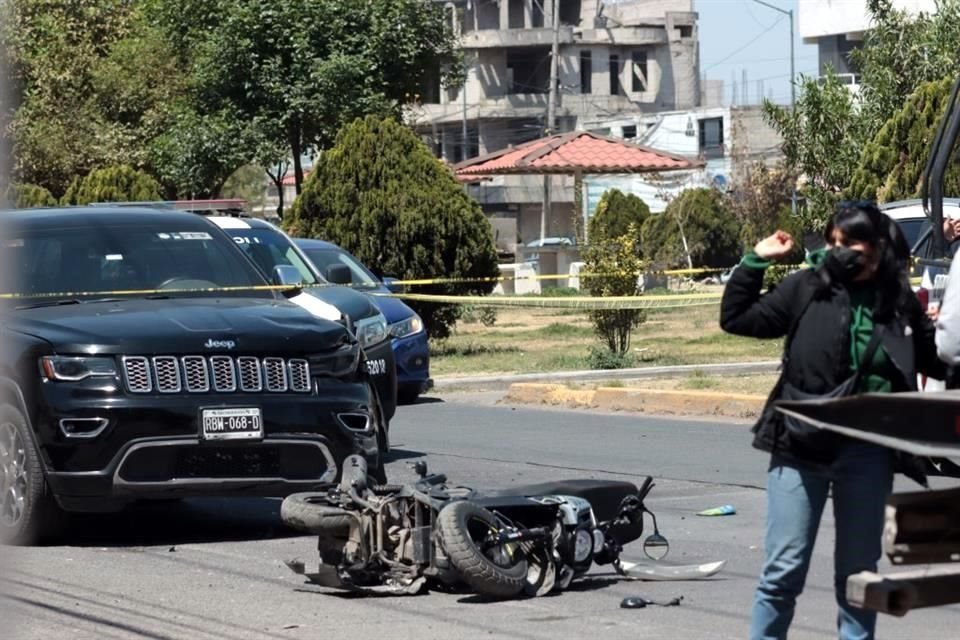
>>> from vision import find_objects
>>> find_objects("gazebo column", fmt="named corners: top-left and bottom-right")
top-left (541, 173), bottom-right (550, 243)
top-left (575, 169), bottom-right (587, 244)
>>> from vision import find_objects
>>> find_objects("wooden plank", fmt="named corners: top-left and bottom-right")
top-left (847, 568), bottom-right (960, 616)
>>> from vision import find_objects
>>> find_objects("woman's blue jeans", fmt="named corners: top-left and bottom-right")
top-left (749, 443), bottom-right (894, 640)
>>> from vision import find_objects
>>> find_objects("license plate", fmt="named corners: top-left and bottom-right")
top-left (201, 408), bottom-right (263, 441)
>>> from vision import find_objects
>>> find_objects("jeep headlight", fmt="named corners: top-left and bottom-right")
top-left (354, 312), bottom-right (388, 349)
top-left (389, 314), bottom-right (424, 339)
top-left (40, 356), bottom-right (117, 381)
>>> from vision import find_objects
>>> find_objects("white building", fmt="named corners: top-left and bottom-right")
top-left (799, 0), bottom-right (938, 83)
top-left (580, 104), bottom-right (783, 214)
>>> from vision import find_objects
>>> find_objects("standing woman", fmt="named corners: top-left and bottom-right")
top-left (720, 200), bottom-right (943, 640)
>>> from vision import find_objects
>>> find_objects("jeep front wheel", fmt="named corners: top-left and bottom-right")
top-left (0, 403), bottom-right (57, 545)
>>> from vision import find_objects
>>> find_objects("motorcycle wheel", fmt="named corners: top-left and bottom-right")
top-left (280, 493), bottom-right (355, 535)
top-left (437, 500), bottom-right (528, 599)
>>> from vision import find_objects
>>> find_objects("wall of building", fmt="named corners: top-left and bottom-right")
top-left (798, 0), bottom-right (937, 41)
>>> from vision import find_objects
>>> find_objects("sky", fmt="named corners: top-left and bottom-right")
top-left (694, 0), bottom-right (820, 106)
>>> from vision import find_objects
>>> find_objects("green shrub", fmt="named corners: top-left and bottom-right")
top-left (640, 188), bottom-right (741, 269)
top-left (588, 188), bottom-right (650, 248)
top-left (583, 227), bottom-right (646, 356)
top-left (60, 164), bottom-right (162, 205)
top-left (7, 183), bottom-right (57, 208)
top-left (287, 116), bottom-right (500, 339)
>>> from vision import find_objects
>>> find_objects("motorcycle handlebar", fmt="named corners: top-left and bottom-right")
top-left (637, 476), bottom-right (654, 501)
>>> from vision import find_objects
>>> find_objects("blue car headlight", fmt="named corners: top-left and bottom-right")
top-left (354, 312), bottom-right (389, 349)
top-left (389, 314), bottom-right (424, 339)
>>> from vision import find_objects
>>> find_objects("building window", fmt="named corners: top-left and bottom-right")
top-left (508, 0), bottom-right (524, 28)
top-left (453, 126), bottom-right (480, 163)
top-left (559, 0), bottom-right (581, 26)
top-left (678, 25), bottom-right (693, 38)
top-left (507, 48), bottom-right (550, 94)
top-left (698, 117), bottom-right (724, 159)
top-left (631, 51), bottom-right (647, 93)
top-left (609, 54), bottom-right (621, 96)
top-left (580, 51), bottom-right (592, 94)
top-left (622, 125), bottom-right (637, 139)
top-left (531, 0), bottom-right (544, 27)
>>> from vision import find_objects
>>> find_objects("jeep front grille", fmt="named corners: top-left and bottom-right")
top-left (122, 356), bottom-right (313, 394)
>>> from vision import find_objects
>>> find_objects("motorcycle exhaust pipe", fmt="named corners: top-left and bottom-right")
top-left (339, 454), bottom-right (369, 494)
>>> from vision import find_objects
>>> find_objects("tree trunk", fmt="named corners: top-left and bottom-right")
top-left (289, 124), bottom-right (304, 195)
top-left (265, 162), bottom-right (289, 220)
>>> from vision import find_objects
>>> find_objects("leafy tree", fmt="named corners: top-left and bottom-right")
top-left (640, 188), bottom-right (741, 270)
top-left (582, 224), bottom-right (646, 364)
top-left (148, 108), bottom-right (251, 199)
top-left (221, 164), bottom-right (268, 213)
top-left (851, 0), bottom-right (960, 141)
top-left (725, 159), bottom-right (806, 259)
top-left (60, 165), bottom-right (162, 206)
top-left (848, 77), bottom-right (960, 202)
top-left (763, 71), bottom-right (864, 230)
top-left (185, 0), bottom-right (463, 196)
top-left (287, 116), bottom-right (499, 340)
top-left (6, 183), bottom-right (57, 208)
top-left (4, 0), bottom-right (159, 195)
top-left (587, 189), bottom-right (651, 248)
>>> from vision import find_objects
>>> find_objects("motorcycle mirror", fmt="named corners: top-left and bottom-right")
top-left (643, 533), bottom-right (670, 560)
top-left (643, 533), bottom-right (670, 561)
top-left (642, 509), bottom-right (669, 560)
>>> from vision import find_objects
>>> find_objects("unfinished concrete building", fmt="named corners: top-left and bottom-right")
top-left (412, 0), bottom-right (700, 161)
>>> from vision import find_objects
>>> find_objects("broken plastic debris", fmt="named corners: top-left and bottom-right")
top-left (697, 504), bottom-right (736, 516)
top-left (620, 595), bottom-right (684, 609)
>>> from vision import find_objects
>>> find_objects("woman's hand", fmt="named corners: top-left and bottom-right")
top-left (754, 231), bottom-right (795, 262)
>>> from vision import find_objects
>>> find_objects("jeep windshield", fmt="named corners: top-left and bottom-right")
top-left (3, 220), bottom-right (276, 306)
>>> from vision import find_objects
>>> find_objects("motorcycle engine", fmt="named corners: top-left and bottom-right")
top-left (551, 495), bottom-right (601, 574)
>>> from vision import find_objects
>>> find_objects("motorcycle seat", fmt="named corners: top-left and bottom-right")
top-left (481, 479), bottom-right (641, 524)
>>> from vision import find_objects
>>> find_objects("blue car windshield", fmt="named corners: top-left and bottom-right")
top-left (301, 248), bottom-right (381, 290)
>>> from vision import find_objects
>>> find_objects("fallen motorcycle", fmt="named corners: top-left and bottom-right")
top-left (281, 455), bottom-right (725, 598)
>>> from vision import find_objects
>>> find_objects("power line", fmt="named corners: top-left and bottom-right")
top-left (704, 15), bottom-right (785, 72)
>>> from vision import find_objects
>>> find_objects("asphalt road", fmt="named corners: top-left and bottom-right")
top-left (4, 392), bottom-right (959, 639)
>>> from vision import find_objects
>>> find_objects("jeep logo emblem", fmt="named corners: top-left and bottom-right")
top-left (205, 338), bottom-right (236, 350)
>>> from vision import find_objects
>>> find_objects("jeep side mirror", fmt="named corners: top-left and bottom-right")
top-left (272, 265), bottom-right (304, 287)
top-left (326, 264), bottom-right (352, 285)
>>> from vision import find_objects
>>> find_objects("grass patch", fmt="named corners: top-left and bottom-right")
top-left (536, 323), bottom-right (594, 339)
top-left (685, 369), bottom-right (719, 390)
top-left (430, 342), bottom-right (521, 358)
top-left (431, 299), bottom-right (783, 377)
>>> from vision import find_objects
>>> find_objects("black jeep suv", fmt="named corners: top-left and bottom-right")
top-left (0, 207), bottom-right (387, 545)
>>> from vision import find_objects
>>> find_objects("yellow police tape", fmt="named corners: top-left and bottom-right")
top-left (0, 283), bottom-right (723, 310)
top-left (0, 270), bottom-right (927, 311)
top-left (376, 291), bottom-right (723, 310)
top-left (389, 266), bottom-right (736, 287)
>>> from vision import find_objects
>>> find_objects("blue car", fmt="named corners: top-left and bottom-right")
top-left (295, 238), bottom-right (432, 404)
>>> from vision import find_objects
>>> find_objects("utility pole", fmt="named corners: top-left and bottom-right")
top-left (750, 0), bottom-right (795, 109)
top-left (542, 0), bottom-right (560, 244)
top-left (750, 0), bottom-right (797, 214)
top-left (461, 55), bottom-right (469, 161)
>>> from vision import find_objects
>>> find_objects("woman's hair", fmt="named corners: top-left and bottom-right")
top-left (821, 199), bottom-right (911, 319)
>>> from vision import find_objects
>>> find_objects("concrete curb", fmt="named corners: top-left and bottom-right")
top-left (432, 361), bottom-right (780, 390)
top-left (503, 383), bottom-right (767, 419)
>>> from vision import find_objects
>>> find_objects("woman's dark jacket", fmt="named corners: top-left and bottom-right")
top-left (720, 254), bottom-right (945, 484)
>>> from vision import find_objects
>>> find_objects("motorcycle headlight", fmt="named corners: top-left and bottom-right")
top-left (389, 314), bottom-right (424, 339)
top-left (354, 312), bottom-right (388, 349)
top-left (574, 529), bottom-right (593, 564)
top-left (40, 356), bottom-right (117, 382)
